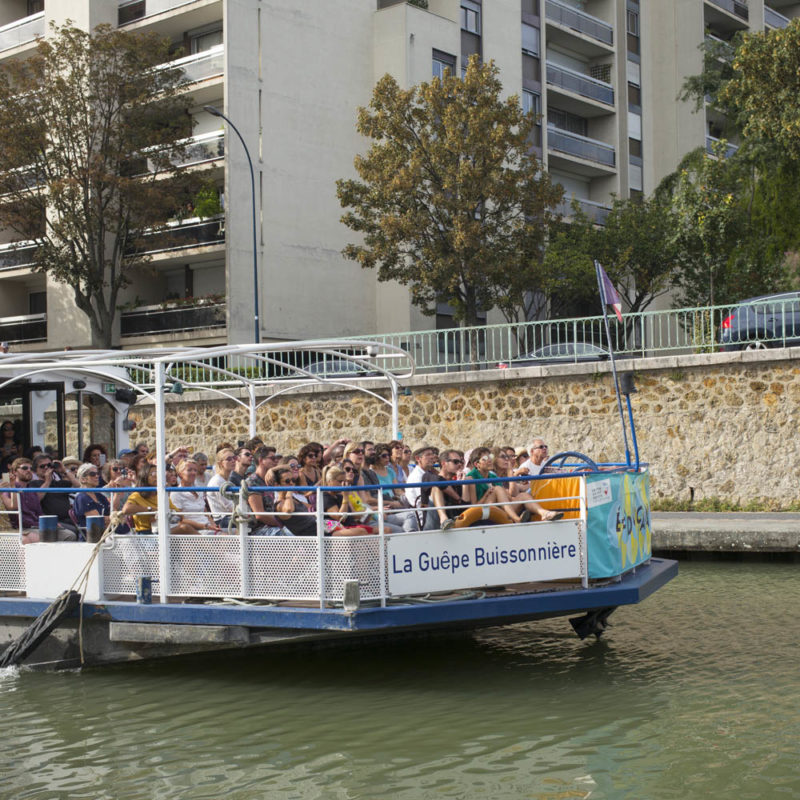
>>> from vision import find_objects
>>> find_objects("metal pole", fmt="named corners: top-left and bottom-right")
top-left (247, 384), bottom-right (257, 438)
top-left (203, 106), bottom-right (260, 344)
top-left (377, 490), bottom-right (387, 607)
top-left (390, 379), bottom-right (399, 440)
top-left (154, 362), bottom-right (170, 602)
top-left (316, 486), bottom-right (326, 609)
top-left (594, 261), bottom-right (631, 468)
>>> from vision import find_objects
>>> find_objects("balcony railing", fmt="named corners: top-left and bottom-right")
top-left (118, 0), bottom-right (199, 25)
top-left (0, 240), bottom-right (38, 272)
top-left (130, 216), bottom-right (225, 256)
top-left (545, 0), bottom-right (613, 45)
top-left (120, 301), bottom-right (225, 337)
top-left (705, 0), bottom-right (749, 21)
top-left (546, 61), bottom-right (614, 105)
top-left (764, 5), bottom-right (790, 28)
top-left (139, 130), bottom-right (225, 174)
top-left (547, 126), bottom-right (616, 167)
top-left (706, 135), bottom-right (739, 158)
top-left (0, 313), bottom-right (46, 344)
top-left (165, 45), bottom-right (224, 85)
top-left (557, 197), bottom-right (611, 225)
top-left (0, 11), bottom-right (44, 53)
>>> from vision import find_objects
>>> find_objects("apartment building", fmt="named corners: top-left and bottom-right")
top-left (0, 0), bottom-right (796, 350)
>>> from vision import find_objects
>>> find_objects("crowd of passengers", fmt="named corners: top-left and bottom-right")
top-left (0, 433), bottom-right (563, 543)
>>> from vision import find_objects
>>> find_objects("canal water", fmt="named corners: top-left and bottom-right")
top-left (2, 561), bottom-right (798, 800)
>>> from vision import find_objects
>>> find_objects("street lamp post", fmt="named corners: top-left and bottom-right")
top-left (203, 105), bottom-right (260, 344)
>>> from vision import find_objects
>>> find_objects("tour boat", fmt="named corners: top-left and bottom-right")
top-left (0, 343), bottom-right (677, 668)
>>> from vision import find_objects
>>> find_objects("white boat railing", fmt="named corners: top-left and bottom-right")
top-left (0, 468), bottom-right (655, 604)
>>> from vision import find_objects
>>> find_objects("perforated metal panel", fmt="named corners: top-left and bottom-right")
top-left (0, 533), bottom-right (25, 591)
top-left (101, 535), bottom-right (161, 595)
top-left (323, 536), bottom-right (383, 601)
top-left (169, 534), bottom-right (242, 597)
top-left (247, 537), bottom-right (321, 600)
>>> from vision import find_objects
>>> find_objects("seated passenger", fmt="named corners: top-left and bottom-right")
top-left (273, 466), bottom-right (319, 536)
top-left (246, 447), bottom-right (292, 536)
top-left (122, 463), bottom-right (196, 534)
top-left (73, 463), bottom-right (111, 530)
top-left (492, 447), bottom-right (562, 521)
top-left (421, 449), bottom-right (468, 530)
top-left (297, 443), bottom-right (323, 486)
top-left (171, 458), bottom-right (220, 534)
top-left (206, 448), bottom-right (236, 529)
top-left (319, 464), bottom-right (375, 536)
top-left (0, 457), bottom-right (77, 543)
top-left (29, 453), bottom-right (80, 536)
top-left (465, 448), bottom-right (560, 524)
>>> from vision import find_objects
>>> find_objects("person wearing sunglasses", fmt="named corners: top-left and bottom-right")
top-left (28, 452), bottom-right (80, 536)
top-left (516, 438), bottom-right (550, 478)
top-left (1, 457), bottom-right (77, 542)
top-left (297, 443), bottom-right (323, 486)
top-left (420, 449), bottom-right (469, 530)
top-left (73, 462), bottom-right (112, 530)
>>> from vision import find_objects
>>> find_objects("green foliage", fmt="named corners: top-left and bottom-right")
top-left (193, 181), bottom-right (222, 218)
top-left (0, 23), bottom-right (202, 347)
top-left (337, 57), bottom-right (563, 327)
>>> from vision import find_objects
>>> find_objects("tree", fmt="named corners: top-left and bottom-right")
top-left (336, 57), bottom-right (563, 329)
top-left (0, 23), bottom-right (200, 347)
top-left (720, 20), bottom-right (800, 160)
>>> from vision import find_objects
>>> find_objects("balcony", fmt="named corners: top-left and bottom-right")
top-left (546, 61), bottom-right (614, 110)
top-left (0, 312), bottom-right (46, 344)
top-left (764, 5), bottom-right (790, 28)
top-left (545, 0), bottom-right (613, 48)
top-left (119, 0), bottom-right (200, 25)
top-left (139, 130), bottom-right (225, 174)
top-left (557, 197), bottom-right (611, 225)
top-left (547, 126), bottom-right (616, 170)
top-left (131, 216), bottom-right (225, 257)
top-left (166, 44), bottom-right (224, 85)
top-left (705, 0), bottom-right (749, 20)
top-left (120, 299), bottom-right (225, 337)
top-left (0, 240), bottom-right (38, 272)
top-left (0, 11), bottom-right (44, 54)
top-left (706, 135), bottom-right (739, 158)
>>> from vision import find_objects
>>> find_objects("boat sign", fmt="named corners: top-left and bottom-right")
top-left (386, 521), bottom-right (582, 596)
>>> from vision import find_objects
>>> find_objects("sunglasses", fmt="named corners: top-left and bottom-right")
top-left (288, 463), bottom-right (300, 469)
top-left (16, 465), bottom-right (32, 471)
top-left (240, 452), bottom-right (252, 458)
top-left (532, 445), bottom-right (548, 450)
top-left (448, 458), bottom-right (464, 465)
top-left (85, 471), bottom-right (99, 477)
top-left (37, 463), bottom-right (53, 469)
top-left (350, 449), bottom-right (364, 455)
top-left (379, 452), bottom-right (390, 458)
top-left (344, 468), bottom-right (355, 474)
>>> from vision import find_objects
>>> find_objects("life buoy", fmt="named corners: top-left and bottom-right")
top-left (453, 505), bottom-right (510, 529)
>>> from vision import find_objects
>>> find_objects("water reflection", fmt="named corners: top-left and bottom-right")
top-left (2, 562), bottom-right (799, 799)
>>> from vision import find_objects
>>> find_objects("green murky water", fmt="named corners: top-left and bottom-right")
top-left (2, 561), bottom-right (798, 799)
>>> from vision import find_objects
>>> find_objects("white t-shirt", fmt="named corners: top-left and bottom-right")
top-left (404, 464), bottom-right (427, 506)
top-left (170, 488), bottom-right (210, 526)
top-left (206, 472), bottom-right (234, 520)
top-left (519, 458), bottom-right (544, 477)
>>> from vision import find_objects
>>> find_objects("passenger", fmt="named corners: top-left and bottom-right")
top-left (193, 452), bottom-right (210, 486)
top-left (133, 442), bottom-right (149, 457)
top-left (0, 457), bottom-right (77, 542)
top-left (228, 445), bottom-right (253, 487)
top-left (29, 453), bottom-right (80, 536)
top-left (246, 447), bottom-right (292, 536)
top-left (491, 447), bottom-right (561, 522)
top-left (516, 438), bottom-right (549, 477)
top-left (278, 455), bottom-right (303, 488)
top-left (297, 443), bottom-right (322, 485)
top-left (205, 448), bottom-right (236, 529)
top-left (388, 440), bottom-right (408, 483)
top-left (319, 464), bottom-right (375, 535)
top-left (514, 447), bottom-right (528, 468)
top-left (82, 443), bottom-right (108, 470)
top-left (273, 466), bottom-right (319, 536)
top-left (171, 458), bottom-right (220, 534)
top-left (372, 443), bottom-right (407, 506)
top-left (0, 419), bottom-right (20, 473)
top-left (404, 445), bottom-right (439, 508)
top-left (122, 463), bottom-right (196, 534)
top-left (422, 449), bottom-right (468, 530)
top-left (73, 463), bottom-right (111, 530)
top-left (322, 438), bottom-right (350, 465)
top-left (101, 459), bottom-right (133, 533)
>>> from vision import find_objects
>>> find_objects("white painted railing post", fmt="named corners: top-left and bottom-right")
top-left (316, 487), bottom-right (325, 609)
top-left (377, 490), bottom-right (387, 607)
top-left (154, 362), bottom-right (171, 602)
top-left (579, 476), bottom-right (589, 589)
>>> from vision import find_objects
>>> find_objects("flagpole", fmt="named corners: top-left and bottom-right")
top-left (595, 260), bottom-right (631, 468)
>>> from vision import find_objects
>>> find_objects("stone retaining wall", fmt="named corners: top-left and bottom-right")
top-left (125, 349), bottom-right (800, 506)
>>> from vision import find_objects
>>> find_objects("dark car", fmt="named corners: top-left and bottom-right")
top-left (507, 342), bottom-right (610, 366)
top-left (719, 292), bottom-right (800, 351)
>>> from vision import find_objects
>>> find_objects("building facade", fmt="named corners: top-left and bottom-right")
top-left (0, 0), bottom-right (796, 350)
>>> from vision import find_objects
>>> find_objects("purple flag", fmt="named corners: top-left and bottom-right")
top-left (595, 261), bottom-right (623, 323)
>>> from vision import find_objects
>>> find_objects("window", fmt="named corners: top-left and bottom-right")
top-left (29, 291), bottom-right (46, 315)
top-left (27, 0), bottom-right (44, 13)
top-left (432, 50), bottom-right (456, 80)
top-left (628, 82), bottom-right (641, 108)
top-left (461, 1), bottom-right (481, 34)
top-left (521, 0), bottom-right (539, 17)
top-left (626, 10), bottom-right (639, 36)
top-left (523, 90), bottom-right (541, 117)
top-left (628, 137), bottom-right (642, 158)
top-left (522, 23), bottom-right (539, 56)
top-left (189, 24), bottom-right (223, 54)
top-left (549, 107), bottom-right (588, 137)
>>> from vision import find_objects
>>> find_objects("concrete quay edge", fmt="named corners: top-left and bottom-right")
top-left (651, 512), bottom-right (800, 553)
